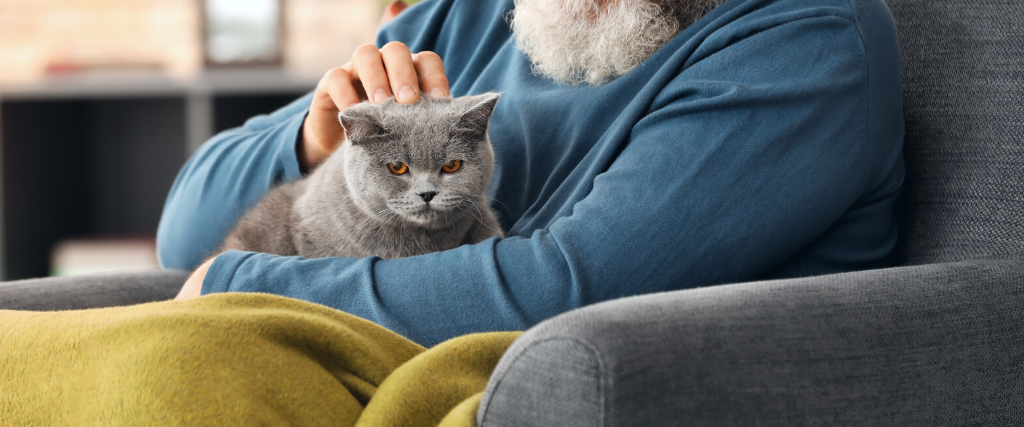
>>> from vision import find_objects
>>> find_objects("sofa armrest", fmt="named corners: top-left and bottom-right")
top-left (0, 269), bottom-right (189, 310)
top-left (477, 259), bottom-right (1024, 426)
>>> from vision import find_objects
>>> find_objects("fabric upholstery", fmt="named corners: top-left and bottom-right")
top-left (887, 0), bottom-right (1024, 264)
top-left (479, 339), bottom-right (603, 427)
top-left (0, 269), bottom-right (188, 310)
top-left (478, 259), bottom-right (1024, 426)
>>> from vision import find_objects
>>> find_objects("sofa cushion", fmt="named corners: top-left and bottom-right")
top-left (478, 259), bottom-right (1024, 426)
top-left (887, 0), bottom-right (1024, 264)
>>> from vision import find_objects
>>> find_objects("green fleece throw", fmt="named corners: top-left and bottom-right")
top-left (0, 293), bottom-right (521, 426)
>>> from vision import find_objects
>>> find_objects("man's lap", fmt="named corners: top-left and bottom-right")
top-left (0, 292), bottom-right (516, 426)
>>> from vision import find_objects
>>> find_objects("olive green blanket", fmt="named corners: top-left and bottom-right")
top-left (0, 293), bottom-right (521, 426)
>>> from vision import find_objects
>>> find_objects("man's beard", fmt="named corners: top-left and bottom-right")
top-left (509, 0), bottom-right (719, 86)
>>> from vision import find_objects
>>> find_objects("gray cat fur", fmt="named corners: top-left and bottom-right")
top-left (222, 92), bottom-right (505, 259)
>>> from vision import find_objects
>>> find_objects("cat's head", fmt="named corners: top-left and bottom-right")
top-left (333, 92), bottom-right (501, 229)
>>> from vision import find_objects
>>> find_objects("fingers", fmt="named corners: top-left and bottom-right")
top-left (346, 43), bottom-right (448, 104)
top-left (319, 66), bottom-right (361, 112)
top-left (380, 41), bottom-right (421, 104)
top-left (413, 51), bottom-right (450, 98)
top-left (351, 44), bottom-right (392, 103)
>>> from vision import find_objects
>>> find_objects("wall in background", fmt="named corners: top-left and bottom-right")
top-left (0, 0), bottom-right (380, 84)
top-left (285, 0), bottom-right (381, 77)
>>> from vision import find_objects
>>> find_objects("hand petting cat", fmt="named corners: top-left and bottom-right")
top-left (300, 41), bottom-right (450, 173)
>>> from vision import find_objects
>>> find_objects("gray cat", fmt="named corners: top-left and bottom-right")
top-left (221, 92), bottom-right (504, 259)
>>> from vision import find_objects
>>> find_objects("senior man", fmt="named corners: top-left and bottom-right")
top-left (2, 0), bottom-right (904, 422)
top-left (162, 0), bottom-right (904, 348)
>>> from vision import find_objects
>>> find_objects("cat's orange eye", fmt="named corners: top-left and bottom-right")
top-left (388, 162), bottom-right (408, 175)
top-left (442, 160), bottom-right (462, 173)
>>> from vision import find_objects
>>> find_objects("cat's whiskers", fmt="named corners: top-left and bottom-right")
top-left (484, 196), bottom-right (512, 216)
top-left (462, 198), bottom-right (505, 236)
top-left (379, 210), bottom-right (404, 228)
top-left (361, 207), bottom-right (403, 236)
top-left (357, 212), bottom-right (388, 235)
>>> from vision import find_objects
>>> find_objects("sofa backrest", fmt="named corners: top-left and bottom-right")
top-left (886, 0), bottom-right (1024, 265)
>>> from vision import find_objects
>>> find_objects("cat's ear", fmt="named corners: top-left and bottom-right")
top-left (454, 92), bottom-right (501, 140)
top-left (339, 107), bottom-right (389, 143)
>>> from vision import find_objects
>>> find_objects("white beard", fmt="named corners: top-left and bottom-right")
top-left (509, 0), bottom-right (718, 86)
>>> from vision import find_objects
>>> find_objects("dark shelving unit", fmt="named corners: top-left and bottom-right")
top-left (0, 69), bottom-right (315, 279)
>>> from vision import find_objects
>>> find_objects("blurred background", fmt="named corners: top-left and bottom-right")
top-left (0, 0), bottom-right (392, 279)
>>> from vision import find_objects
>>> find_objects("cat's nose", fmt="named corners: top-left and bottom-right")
top-left (419, 191), bottom-right (437, 203)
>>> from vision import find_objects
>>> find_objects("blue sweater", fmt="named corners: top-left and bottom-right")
top-left (157, 0), bottom-right (904, 346)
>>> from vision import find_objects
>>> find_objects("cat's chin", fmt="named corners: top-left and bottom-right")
top-left (395, 208), bottom-right (460, 230)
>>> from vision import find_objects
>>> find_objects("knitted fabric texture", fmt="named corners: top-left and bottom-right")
top-left (889, 0), bottom-right (1024, 263)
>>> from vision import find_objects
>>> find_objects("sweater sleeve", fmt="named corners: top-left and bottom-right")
top-left (156, 93), bottom-right (312, 270)
top-left (200, 12), bottom-right (898, 347)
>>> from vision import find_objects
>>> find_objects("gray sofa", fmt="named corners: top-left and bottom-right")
top-left (2, 0), bottom-right (1020, 424)
top-left (477, 0), bottom-right (1024, 425)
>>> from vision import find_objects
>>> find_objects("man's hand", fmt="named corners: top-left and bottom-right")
top-left (300, 40), bottom-right (451, 171)
top-left (176, 257), bottom-right (216, 300)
